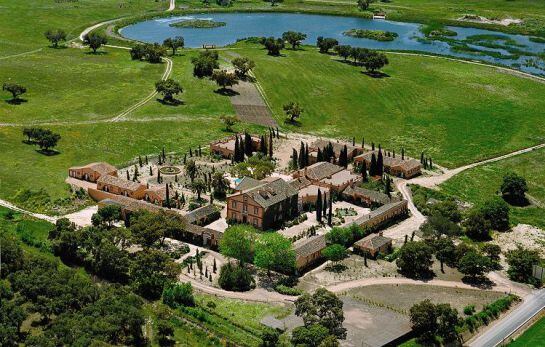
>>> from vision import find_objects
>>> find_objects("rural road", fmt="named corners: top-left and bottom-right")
top-left (469, 288), bottom-right (545, 347)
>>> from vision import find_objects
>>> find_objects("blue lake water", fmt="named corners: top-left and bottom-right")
top-left (120, 12), bottom-right (545, 75)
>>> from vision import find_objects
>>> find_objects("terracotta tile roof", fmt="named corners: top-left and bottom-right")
top-left (97, 175), bottom-right (145, 191)
top-left (289, 176), bottom-right (311, 190)
top-left (234, 177), bottom-right (262, 191)
top-left (352, 200), bottom-right (408, 226)
top-left (185, 204), bottom-right (220, 224)
top-left (145, 185), bottom-right (167, 200)
top-left (396, 159), bottom-right (422, 171)
top-left (100, 195), bottom-right (164, 213)
top-left (70, 162), bottom-right (117, 174)
top-left (311, 139), bottom-right (359, 155)
top-left (320, 170), bottom-right (360, 187)
top-left (355, 151), bottom-right (421, 171)
top-left (302, 162), bottom-right (343, 181)
top-left (247, 178), bottom-right (298, 208)
top-left (354, 233), bottom-right (392, 250)
top-left (342, 185), bottom-right (391, 205)
top-left (293, 234), bottom-right (327, 258)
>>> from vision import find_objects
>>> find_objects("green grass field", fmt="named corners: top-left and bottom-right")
top-left (0, 0), bottom-right (166, 56)
top-left (439, 147), bottom-right (545, 228)
top-left (236, 43), bottom-right (545, 167)
top-left (510, 315), bottom-right (545, 347)
top-left (0, 47), bottom-right (164, 123)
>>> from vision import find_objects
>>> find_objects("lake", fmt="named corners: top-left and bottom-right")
top-left (120, 12), bottom-right (545, 75)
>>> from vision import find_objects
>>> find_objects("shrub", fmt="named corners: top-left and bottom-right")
top-left (162, 282), bottom-right (195, 308)
top-left (275, 285), bottom-right (303, 296)
top-left (218, 263), bottom-right (255, 292)
top-left (463, 305), bottom-right (475, 316)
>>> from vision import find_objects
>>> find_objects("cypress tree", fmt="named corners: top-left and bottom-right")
top-left (342, 145), bottom-right (348, 168)
top-left (305, 143), bottom-right (309, 167)
top-left (361, 161), bottom-right (368, 182)
top-left (133, 165), bottom-right (139, 181)
top-left (234, 136), bottom-right (240, 162)
top-left (269, 131), bottom-right (273, 158)
top-left (157, 170), bottom-right (162, 184)
top-left (420, 152), bottom-right (425, 164)
top-left (372, 142), bottom-right (375, 151)
top-left (322, 196), bottom-right (327, 218)
top-left (145, 155), bottom-right (149, 165)
top-left (327, 195), bottom-right (333, 226)
top-left (165, 184), bottom-right (170, 208)
top-left (213, 258), bottom-right (217, 273)
top-left (149, 166), bottom-right (153, 176)
top-left (244, 132), bottom-right (252, 157)
top-left (138, 156), bottom-right (143, 167)
top-left (384, 176), bottom-right (391, 197)
top-left (298, 142), bottom-right (305, 169)
top-left (317, 148), bottom-right (323, 162)
top-left (370, 153), bottom-right (377, 176)
top-left (316, 189), bottom-right (322, 223)
top-left (260, 135), bottom-right (267, 155)
top-left (162, 147), bottom-right (166, 161)
top-left (352, 137), bottom-right (355, 146)
top-left (361, 137), bottom-right (365, 149)
top-left (402, 148), bottom-right (405, 160)
top-left (393, 150), bottom-right (395, 158)
top-left (126, 170), bottom-right (130, 180)
top-left (190, 148), bottom-right (193, 157)
top-left (276, 127), bottom-right (280, 139)
top-left (291, 148), bottom-right (298, 169)
top-left (377, 148), bottom-right (384, 176)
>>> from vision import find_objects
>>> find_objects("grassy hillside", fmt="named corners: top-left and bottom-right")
top-left (237, 43), bottom-right (545, 167)
top-left (439, 147), bottom-right (545, 228)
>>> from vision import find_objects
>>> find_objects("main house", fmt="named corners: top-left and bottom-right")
top-left (226, 177), bottom-right (299, 230)
top-left (96, 175), bottom-right (147, 200)
top-left (68, 162), bottom-right (117, 183)
top-left (354, 151), bottom-right (422, 178)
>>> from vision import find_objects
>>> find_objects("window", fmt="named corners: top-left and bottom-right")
top-left (243, 204), bottom-right (248, 212)
top-left (243, 196), bottom-right (248, 202)
top-left (232, 201), bottom-right (237, 208)
top-left (254, 207), bottom-right (259, 215)
top-left (232, 212), bottom-right (237, 219)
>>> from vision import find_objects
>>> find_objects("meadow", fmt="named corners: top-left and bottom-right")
top-left (439, 147), bottom-right (545, 228)
top-left (509, 315), bottom-right (545, 347)
top-left (236, 43), bottom-right (545, 167)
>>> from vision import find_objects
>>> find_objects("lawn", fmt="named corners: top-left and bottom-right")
top-left (0, 47), bottom-right (164, 123)
top-left (439, 147), bottom-right (545, 228)
top-left (0, 0), bottom-right (166, 56)
top-left (0, 206), bottom-right (53, 255)
top-left (130, 50), bottom-right (234, 120)
top-left (510, 315), bottom-right (545, 347)
top-left (0, 118), bottom-right (259, 214)
top-left (236, 42), bottom-right (545, 167)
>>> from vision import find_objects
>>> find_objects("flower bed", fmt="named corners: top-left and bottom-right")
top-left (159, 166), bottom-right (181, 175)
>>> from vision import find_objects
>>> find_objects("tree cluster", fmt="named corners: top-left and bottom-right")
top-left (191, 50), bottom-right (219, 77)
top-left (409, 299), bottom-right (460, 345)
top-left (44, 29), bottom-right (67, 48)
top-left (22, 127), bottom-right (61, 152)
top-left (82, 32), bottom-right (107, 53)
top-left (260, 37), bottom-right (285, 56)
top-left (130, 43), bottom-right (167, 63)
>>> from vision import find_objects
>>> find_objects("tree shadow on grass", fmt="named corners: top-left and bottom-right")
top-left (362, 71), bottom-right (390, 78)
top-left (214, 88), bottom-right (239, 96)
top-left (462, 276), bottom-right (495, 289)
top-left (5, 98), bottom-right (28, 105)
top-left (284, 119), bottom-right (302, 127)
top-left (156, 98), bottom-right (184, 106)
top-left (36, 149), bottom-right (60, 156)
top-left (85, 51), bottom-right (108, 55)
top-left (398, 269), bottom-right (436, 281)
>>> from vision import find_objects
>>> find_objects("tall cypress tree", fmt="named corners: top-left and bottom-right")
top-left (298, 142), bottom-right (305, 169)
top-left (377, 148), bottom-right (384, 176)
top-left (342, 145), bottom-right (348, 168)
top-left (361, 137), bottom-right (365, 149)
top-left (370, 153), bottom-right (377, 176)
top-left (352, 137), bottom-right (355, 146)
top-left (291, 148), bottom-right (298, 169)
top-left (244, 132), bottom-right (252, 157)
top-left (420, 152), bottom-right (425, 164)
top-left (384, 177), bottom-right (391, 197)
top-left (402, 148), bottom-right (405, 160)
top-left (138, 156), bottom-right (143, 167)
top-left (260, 135), bottom-right (267, 155)
top-left (322, 194), bottom-right (327, 218)
top-left (234, 136), bottom-right (240, 162)
top-left (316, 189), bottom-right (322, 223)
top-left (327, 195), bottom-right (333, 226)
top-left (269, 131), bottom-right (273, 158)
top-left (317, 148), bottom-right (323, 162)
top-left (361, 161), bottom-right (368, 182)
top-left (165, 184), bottom-right (170, 208)
top-left (305, 143), bottom-right (309, 167)
top-left (372, 142), bottom-right (375, 151)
